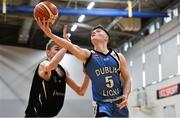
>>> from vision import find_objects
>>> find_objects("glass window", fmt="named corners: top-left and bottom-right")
top-left (156, 21), bottom-right (160, 29)
top-left (124, 42), bottom-right (129, 52)
top-left (173, 8), bottom-right (178, 17)
top-left (164, 12), bottom-right (172, 23)
top-left (149, 23), bottom-right (155, 34)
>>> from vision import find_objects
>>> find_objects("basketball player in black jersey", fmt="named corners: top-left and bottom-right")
top-left (25, 27), bottom-right (90, 117)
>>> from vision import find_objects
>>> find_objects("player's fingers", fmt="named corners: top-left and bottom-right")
top-left (43, 17), bottom-right (46, 26)
top-left (63, 25), bottom-right (67, 34)
top-left (37, 18), bottom-right (42, 27)
top-left (116, 102), bottom-right (127, 109)
top-left (35, 18), bottom-right (39, 24)
top-left (47, 20), bottom-right (50, 27)
top-left (117, 100), bottom-right (126, 107)
top-left (116, 99), bottom-right (127, 109)
top-left (63, 25), bottom-right (68, 39)
top-left (35, 17), bottom-right (39, 24)
top-left (34, 17), bottom-right (37, 21)
top-left (119, 103), bottom-right (127, 109)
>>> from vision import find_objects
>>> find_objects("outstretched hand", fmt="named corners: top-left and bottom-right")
top-left (35, 17), bottom-right (52, 37)
top-left (116, 95), bottom-right (128, 109)
top-left (63, 25), bottom-right (71, 42)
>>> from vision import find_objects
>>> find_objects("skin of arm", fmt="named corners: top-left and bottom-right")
top-left (116, 53), bottom-right (131, 109)
top-left (36, 18), bottom-right (90, 64)
top-left (38, 48), bottom-right (67, 81)
top-left (65, 71), bottom-right (90, 96)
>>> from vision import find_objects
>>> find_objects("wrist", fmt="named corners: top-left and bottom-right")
top-left (62, 48), bottom-right (67, 52)
top-left (48, 33), bottom-right (54, 39)
top-left (122, 94), bottom-right (128, 99)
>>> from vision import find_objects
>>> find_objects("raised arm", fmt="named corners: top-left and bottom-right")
top-left (116, 53), bottom-right (131, 109)
top-left (38, 24), bottom-right (69, 81)
top-left (38, 48), bottom-right (67, 81)
top-left (66, 72), bottom-right (90, 96)
top-left (36, 18), bottom-right (90, 64)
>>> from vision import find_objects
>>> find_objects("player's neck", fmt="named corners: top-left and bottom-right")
top-left (94, 45), bottom-right (109, 54)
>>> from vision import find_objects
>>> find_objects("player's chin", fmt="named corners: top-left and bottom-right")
top-left (91, 37), bottom-right (96, 42)
top-left (91, 39), bottom-right (96, 45)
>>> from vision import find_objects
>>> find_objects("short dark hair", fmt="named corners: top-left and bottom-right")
top-left (46, 40), bottom-right (56, 50)
top-left (92, 25), bottom-right (110, 39)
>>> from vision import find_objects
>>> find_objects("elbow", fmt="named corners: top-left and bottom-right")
top-left (78, 92), bottom-right (85, 96)
top-left (77, 88), bottom-right (85, 96)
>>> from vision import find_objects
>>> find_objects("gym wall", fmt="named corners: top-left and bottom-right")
top-left (124, 13), bottom-right (180, 117)
top-left (0, 45), bottom-right (93, 117)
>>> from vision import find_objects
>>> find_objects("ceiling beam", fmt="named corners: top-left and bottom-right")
top-left (0, 6), bottom-right (168, 17)
top-left (18, 0), bottom-right (40, 44)
top-left (57, 0), bottom-right (127, 4)
top-left (106, 0), bottom-right (138, 31)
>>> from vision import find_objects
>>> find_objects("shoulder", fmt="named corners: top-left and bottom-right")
top-left (81, 47), bottom-right (91, 56)
top-left (117, 53), bottom-right (124, 58)
top-left (74, 45), bottom-right (90, 53)
top-left (38, 60), bottom-right (51, 80)
top-left (38, 60), bottom-right (50, 72)
top-left (117, 53), bottom-right (127, 65)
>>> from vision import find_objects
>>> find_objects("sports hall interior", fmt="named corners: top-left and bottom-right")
top-left (0, 0), bottom-right (180, 117)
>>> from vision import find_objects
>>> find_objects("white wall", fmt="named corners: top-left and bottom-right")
top-left (124, 14), bottom-right (180, 118)
top-left (59, 54), bottom-right (93, 117)
top-left (124, 15), bottom-right (180, 89)
top-left (0, 45), bottom-right (93, 117)
top-left (128, 75), bottom-right (180, 118)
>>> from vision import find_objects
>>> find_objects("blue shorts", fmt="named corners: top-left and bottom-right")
top-left (93, 101), bottom-right (129, 117)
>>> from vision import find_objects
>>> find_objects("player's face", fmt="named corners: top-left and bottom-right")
top-left (91, 29), bottom-right (108, 45)
top-left (47, 44), bottom-right (62, 59)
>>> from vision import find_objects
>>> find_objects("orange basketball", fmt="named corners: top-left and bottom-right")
top-left (34, 1), bottom-right (58, 24)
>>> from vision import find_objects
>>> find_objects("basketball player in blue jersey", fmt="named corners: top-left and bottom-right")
top-left (36, 18), bottom-right (131, 117)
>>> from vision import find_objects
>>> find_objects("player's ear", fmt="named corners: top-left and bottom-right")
top-left (46, 50), bottom-right (50, 57)
top-left (105, 35), bottom-right (109, 41)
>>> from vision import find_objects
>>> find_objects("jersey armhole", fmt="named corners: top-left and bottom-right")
top-left (58, 64), bottom-right (66, 79)
top-left (34, 64), bottom-right (44, 82)
top-left (114, 51), bottom-right (120, 61)
top-left (84, 52), bottom-right (92, 68)
top-left (113, 51), bottom-right (121, 73)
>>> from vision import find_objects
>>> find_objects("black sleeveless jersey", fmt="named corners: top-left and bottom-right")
top-left (25, 64), bottom-right (66, 117)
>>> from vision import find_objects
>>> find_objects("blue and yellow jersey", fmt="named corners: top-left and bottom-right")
top-left (84, 50), bottom-right (123, 102)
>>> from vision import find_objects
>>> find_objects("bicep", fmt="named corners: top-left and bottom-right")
top-left (69, 44), bottom-right (90, 63)
top-left (119, 54), bottom-right (130, 80)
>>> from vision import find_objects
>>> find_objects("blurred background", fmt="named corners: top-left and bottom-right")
top-left (0, 0), bottom-right (180, 117)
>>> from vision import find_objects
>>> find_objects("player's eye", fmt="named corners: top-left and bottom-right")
top-left (54, 47), bottom-right (60, 51)
top-left (96, 30), bottom-right (101, 33)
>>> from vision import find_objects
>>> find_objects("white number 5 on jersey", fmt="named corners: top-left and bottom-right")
top-left (105, 76), bottom-right (114, 88)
